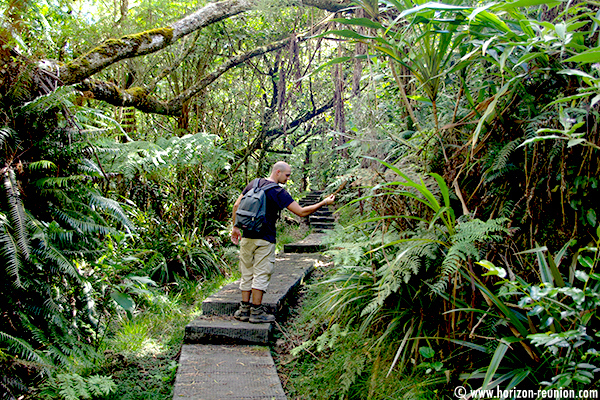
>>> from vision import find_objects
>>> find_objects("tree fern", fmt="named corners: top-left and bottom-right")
top-left (88, 192), bottom-right (134, 233)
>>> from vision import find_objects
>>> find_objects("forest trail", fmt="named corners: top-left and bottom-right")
top-left (172, 193), bottom-right (333, 399)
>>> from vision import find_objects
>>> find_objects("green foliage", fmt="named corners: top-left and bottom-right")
top-left (432, 217), bottom-right (509, 294)
top-left (41, 373), bottom-right (117, 400)
top-left (460, 236), bottom-right (600, 392)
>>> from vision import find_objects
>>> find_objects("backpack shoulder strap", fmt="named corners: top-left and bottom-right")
top-left (261, 181), bottom-right (280, 192)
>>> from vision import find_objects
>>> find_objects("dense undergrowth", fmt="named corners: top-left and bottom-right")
top-left (33, 262), bottom-right (239, 400)
top-left (274, 261), bottom-right (446, 400)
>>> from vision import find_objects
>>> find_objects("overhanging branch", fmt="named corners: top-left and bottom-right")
top-left (76, 80), bottom-right (175, 115)
top-left (52, 0), bottom-right (351, 86)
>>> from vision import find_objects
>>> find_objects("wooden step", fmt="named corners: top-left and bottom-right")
top-left (173, 345), bottom-right (286, 400)
top-left (283, 233), bottom-right (327, 253)
top-left (201, 253), bottom-right (319, 317)
top-left (185, 316), bottom-right (272, 345)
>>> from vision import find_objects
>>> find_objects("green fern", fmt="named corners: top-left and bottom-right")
top-left (0, 127), bottom-right (14, 149)
top-left (430, 217), bottom-right (509, 295)
top-left (3, 169), bottom-right (30, 261)
top-left (362, 225), bottom-right (441, 317)
top-left (0, 212), bottom-right (23, 287)
top-left (48, 373), bottom-right (116, 400)
top-left (485, 139), bottom-right (520, 183)
top-left (0, 330), bottom-right (52, 370)
top-left (28, 160), bottom-right (58, 172)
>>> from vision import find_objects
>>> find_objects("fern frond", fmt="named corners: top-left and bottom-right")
top-left (53, 208), bottom-right (112, 235)
top-left (28, 160), bottom-right (58, 172)
top-left (88, 192), bottom-right (134, 233)
top-left (362, 227), bottom-right (442, 317)
top-left (20, 86), bottom-right (75, 114)
top-left (0, 126), bottom-right (15, 149)
top-left (35, 175), bottom-right (86, 189)
top-left (0, 212), bottom-right (23, 287)
top-left (78, 159), bottom-right (104, 177)
top-left (29, 219), bottom-right (81, 281)
top-left (430, 217), bottom-right (509, 295)
top-left (490, 139), bottom-right (519, 172)
top-left (0, 331), bottom-right (52, 369)
top-left (3, 169), bottom-right (30, 260)
top-left (485, 139), bottom-right (520, 183)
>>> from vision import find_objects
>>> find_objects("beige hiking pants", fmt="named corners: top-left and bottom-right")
top-left (239, 238), bottom-right (276, 292)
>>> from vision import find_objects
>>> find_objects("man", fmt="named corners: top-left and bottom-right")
top-left (230, 161), bottom-right (335, 323)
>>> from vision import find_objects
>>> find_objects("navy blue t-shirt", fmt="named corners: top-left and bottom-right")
top-left (241, 178), bottom-right (294, 243)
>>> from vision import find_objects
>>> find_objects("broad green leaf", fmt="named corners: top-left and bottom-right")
top-left (468, 4), bottom-right (495, 22)
top-left (477, 260), bottom-right (507, 279)
top-left (399, 2), bottom-right (471, 18)
top-left (568, 138), bottom-right (586, 147)
top-left (472, 10), bottom-right (512, 34)
top-left (407, 95), bottom-right (432, 104)
top-left (500, 0), bottom-right (561, 10)
top-left (461, 269), bottom-right (530, 338)
top-left (558, 69), bottom-right (595, 79)
top-left (302, 56), bottom-right (352, 79)
top-left (482, 36), bottom-right (496, 57)
top-left (574, 270), bottom-right (589, 282)
top-left (545, 93), bottom-right (593, 108)
top-left (110, 290), bottom-right (134, 312)
top-left (419, 346), bottom-right (435, 358)
top-left (431, 173), bottom-right (450, 207)
top-left (564, 50), bottom-right (600, 64)
top-left (579, 255), bottom-right (594, 269)
top-left (546, 251), bottom-right (565, 287)
top-left (567, 21), bottom-right (590, 32)
top-left (505, 369), bottom-right (531, 390)
top-left (587, 209), bottom-right (597, 226)
top-left (518, 135), bottom-right (564, 147)
top-left (323, 29), bottom-right (375, 40)
top-left (332, 17), bottom-right (385, 30)
top-left (473, 82), bottom-right (510, 152)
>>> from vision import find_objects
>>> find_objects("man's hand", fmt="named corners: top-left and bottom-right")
top-left (323, 194), bottom-right (335, 205)
top-left (231, 226), bottom-right (241, 245)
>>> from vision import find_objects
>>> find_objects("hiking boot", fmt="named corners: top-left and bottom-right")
top-left (234, 301), bottom-right (251, 321)
top-left (249, 305), bottom-right (275, 324)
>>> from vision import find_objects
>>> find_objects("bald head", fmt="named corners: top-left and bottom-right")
top-left (270, 161), bottom-right (291, 184)
top-left (272, 161), bottom-right (290, 173)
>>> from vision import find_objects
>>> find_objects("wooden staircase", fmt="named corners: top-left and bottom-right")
top-left (298, 190), bottom-right (335, 232)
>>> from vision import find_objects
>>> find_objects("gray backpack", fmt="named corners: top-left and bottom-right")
top-left (235, 179), bottom-right (280, 232)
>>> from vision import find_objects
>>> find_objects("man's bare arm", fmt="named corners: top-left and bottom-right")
top-left (287, 194), bottom-right (335, 218)
top-left (230, 194), bottom-right (243, 244)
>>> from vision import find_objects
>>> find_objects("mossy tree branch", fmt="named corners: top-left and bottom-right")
top-left (75, 29), bottom-right (316, 116)
top-left (52, 0), bottom-right (351, 86)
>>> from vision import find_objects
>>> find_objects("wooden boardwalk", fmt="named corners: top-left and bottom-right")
top-left (172, 234), bottom-right (328, 400)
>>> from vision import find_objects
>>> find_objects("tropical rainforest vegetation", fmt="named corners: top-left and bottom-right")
top-left (1, 0), bottom-right (599, 398)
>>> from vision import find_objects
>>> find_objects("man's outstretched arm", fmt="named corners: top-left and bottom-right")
top-left (287, 194), bottom-right (335, 218)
